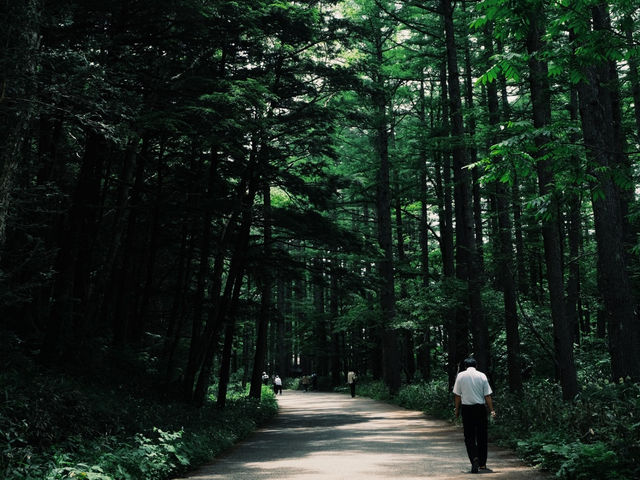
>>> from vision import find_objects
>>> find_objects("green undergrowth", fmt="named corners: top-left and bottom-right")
top-left (492, 378), bottom-right (640, 480)
top-left (1, 363), bottom-right (278, 480)
top-left (348, 377), bottom-right (640, 480)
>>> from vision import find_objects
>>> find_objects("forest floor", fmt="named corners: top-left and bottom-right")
top-left (173, 390), bottom-right (549, 480)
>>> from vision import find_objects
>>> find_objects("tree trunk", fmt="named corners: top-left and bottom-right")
top-left (41, 131), bottom-right (106, 362)
top-left (511, 171), bottom-right (528, 297)
top-left (216, 271), bottom-right (245, 408)
top-left (162, 222), bottom-right (193, 382)
top-left (434, 59), bottom-right (459, 388)
top-left (276, 274), bottom-right (288, 379)
top-left (462, 23), bottom-right (484, 268)
top-left (484, 28), bottom-right (522, 392)
top-left (566, 87), bottom-right (583, 346)
top-left (575, 5), bottom-right (640, 381)
top-left (182, 153), bottom-right (215, 400)
top-left (249, 181), bottom-right (273, 399)
top-left (625, 16), bottom-right (640, 141)
top-left (134, 152), bottom-right (163, 343)
top-left (393, 170), bottom-right (415, 383)
top-left (330, 265), bottom-right (342, 387)
top-left (442, 0), bottom-right (488, 374)
top-left (0, 0), bottom-right (40, 256)
top-left (312, 256), bottom-right (327, 375)
top-left (526, 3), bottom-right (577, 400)
top-left (417, 79), bottom-right (432, 381)
top-left (372, 21), bottom-right (401, 394)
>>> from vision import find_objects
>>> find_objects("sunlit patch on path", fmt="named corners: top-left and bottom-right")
top-left (174, 391), bottom-right (548, 480)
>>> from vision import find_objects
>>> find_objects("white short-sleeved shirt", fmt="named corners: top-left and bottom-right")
top-left (452, 367), bottom-right (493, 405)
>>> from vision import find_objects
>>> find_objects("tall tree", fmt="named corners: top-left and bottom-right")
top-left (441, 0), bottom-right (489, 374)
top-left (0, 0), bottom-right (41, 253)
top-left (571, 3), bottom-right (640, 381)
top-left (525, 0), bottom-right (577, 400)
top-left (483, 26), bottom-right (522, 392)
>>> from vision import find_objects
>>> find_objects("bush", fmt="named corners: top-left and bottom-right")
top-left (543, 441), bottom-right (623, 480)
top-left (1, 367), bottom-right (279, 480)
top-left (492, 378), bottom-right (640, 480)
top-left (349, 377), bottom-right (452, 419)
top-left (351, 374), bottom-right (640, 480)
top-left (396, 380), bottom-right (451, 418)
top-left (353, 379), bottom-right (393, 401)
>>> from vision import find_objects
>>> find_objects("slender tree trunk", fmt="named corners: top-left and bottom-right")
top-left (134, 153), bottom-right (163, 343)
top-left (276, 274), bottom-right (288, 379)
top-left (442, 0), bottom-right (488, 374)
top-left (434, 60), bottom-right (459, 388)
top-left (182, 153), bottom-right (215, 399)
top-left (294, 275), bottom-right (307, 374)
top-left (393, 170), bottom-right (415, 383)
top-left (526, 3), bottom-right (577, 400)
top-left (566, 87), bottom-right (583, 345)
top-left (330, 265), bottom-right (341, 387)
top-left (162, 222), bottom-right (192, 382)
top-left (417, 79), bottom-right (432, 381)
top-left (462, 22), bottom-right (484, 268)
top-left (216, 271), bottom-right (245, 408)
top-left (371, 21), bottom-right (401, 394)
top-left (41, 131), bottom-right (106, 362)
top-left (484, 28), bottom-right (522, 391)
top-left (249, 181), bottom-right (273, 399)
top-left (312, 256), bottom-right (327, 375)
top-left (511, 171), bottom-right (528, 296)
top-left (0, 0), bottom-right (40, 256)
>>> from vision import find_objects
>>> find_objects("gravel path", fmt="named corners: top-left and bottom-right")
top-left (174, 390), bottom-right (548, 480)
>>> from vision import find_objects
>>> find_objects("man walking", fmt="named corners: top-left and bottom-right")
top-left (453, 357), bottom-right (496, 473)
top-left (347, 370), bottom-right (357, 398)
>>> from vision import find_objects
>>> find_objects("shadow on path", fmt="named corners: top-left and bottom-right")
top-left (174, 391), bottom-right (549, 480)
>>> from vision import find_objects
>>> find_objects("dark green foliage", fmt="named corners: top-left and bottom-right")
top-left (489, 373), bottom-right (639, 479)
top-left (2, 0), bottom-right (640, 477)
top-left (396, 381), bottom-right (452, 418)
top-left (0, 344), bottom-right (278, 480)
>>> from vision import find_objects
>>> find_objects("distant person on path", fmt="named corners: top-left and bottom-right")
top-left (301, 375), bottom-right (310, 392)
top-left (262, 371), bottom-right (269, 385)
top-left (347, 370), bottom-right (357, 398)
top-left (274, 375), bottom-right (283, 395)
top-left (311, 373), bottom-right (318, 391)
top-left (453, 357), bottom-right (496, 474)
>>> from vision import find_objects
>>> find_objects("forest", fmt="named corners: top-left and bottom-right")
top-left (1, 0), bottom-right (640, 479)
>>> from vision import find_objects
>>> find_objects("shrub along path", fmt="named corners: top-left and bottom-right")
top-left (174, 390), bottom-right (548, 480)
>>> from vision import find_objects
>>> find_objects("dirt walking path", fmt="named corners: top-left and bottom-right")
top-left (174, 390), bottom-right (548, 480)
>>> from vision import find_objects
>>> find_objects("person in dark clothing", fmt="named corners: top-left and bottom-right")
top-left (347, 370), bottom-right (357, 398)
top-left (453, 358), bottom-right (497, 473)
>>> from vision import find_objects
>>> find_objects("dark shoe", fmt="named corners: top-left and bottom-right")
top-left (471, 458), bottom-right (479, 473)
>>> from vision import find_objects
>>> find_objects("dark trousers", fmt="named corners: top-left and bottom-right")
top-left (461, 404), bottom-right (488, 466)
top-left (349, 383), bottom-right (356, 397)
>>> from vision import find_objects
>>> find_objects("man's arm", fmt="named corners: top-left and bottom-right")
top-left (485, 395), bottom-right (496, 418)
top-left (454, 394), bottom-right (461, 418)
